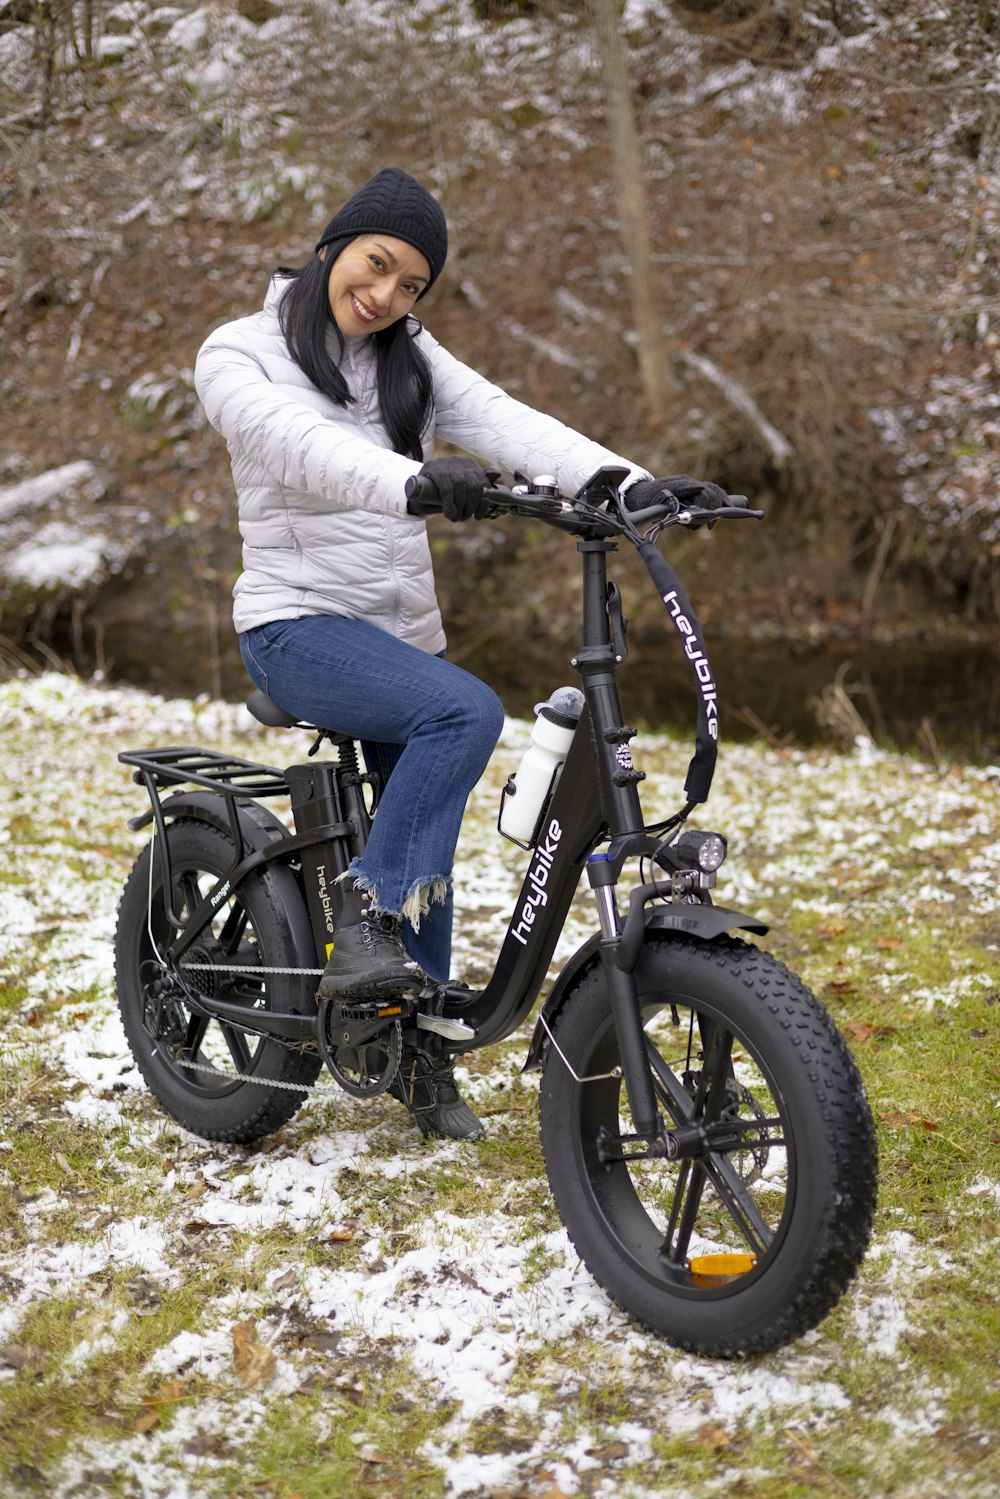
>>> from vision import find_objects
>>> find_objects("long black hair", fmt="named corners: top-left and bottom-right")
top-left (275, 237), bottom-right (433, 462)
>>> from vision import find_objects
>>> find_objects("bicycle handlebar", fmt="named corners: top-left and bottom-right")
top-left (403, 473), bottom-right (763, 530)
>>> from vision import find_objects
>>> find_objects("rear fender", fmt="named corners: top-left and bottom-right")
top-left (131, 789), bottom-right (287, 848)
top-left (522, 902), bottom-right (768, 1073)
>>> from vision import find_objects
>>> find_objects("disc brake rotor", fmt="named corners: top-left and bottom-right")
top-left (682, 1070), bottom-right (772, 1184)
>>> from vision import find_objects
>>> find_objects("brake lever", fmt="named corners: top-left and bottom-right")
top-left (680, 504), bottom-right (766, 528)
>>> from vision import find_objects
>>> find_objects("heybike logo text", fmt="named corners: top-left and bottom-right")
top-left (511, 819), bottom-right (563, 947)
top-left (315, 863), bottom-right (336, 935)
top-left (662, 590), bottom-right (719, 739)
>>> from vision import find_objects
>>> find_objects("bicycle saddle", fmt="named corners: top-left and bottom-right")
top-left (245, 688), bottom-right (354, 746)
top-left (246, 688), bottom-right (301, 728)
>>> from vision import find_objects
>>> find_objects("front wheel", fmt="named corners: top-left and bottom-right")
top-left (538, 935), bottom-right (877, 1356)
top-left (115, 818), bottom-right (322, 1143)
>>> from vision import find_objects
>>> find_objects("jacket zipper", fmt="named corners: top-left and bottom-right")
top-left (350, 340), bottom-right (403, 634)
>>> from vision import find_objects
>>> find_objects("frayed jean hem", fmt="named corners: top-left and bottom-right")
top-left (346, 858), bottom-right (451, 934)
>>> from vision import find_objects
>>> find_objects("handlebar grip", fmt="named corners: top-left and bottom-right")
top-left (623, 486), bottom-right (752, 515)
top-left (404, 474), bottom-right (443, 515)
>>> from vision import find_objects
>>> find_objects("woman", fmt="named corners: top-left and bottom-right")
top-left (195, 167), bottom-right (726, 1140)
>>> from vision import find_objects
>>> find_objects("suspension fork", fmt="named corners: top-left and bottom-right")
top-left (589, 854), bottom-right (661, 1142)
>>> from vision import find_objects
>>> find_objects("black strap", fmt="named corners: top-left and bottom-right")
top-left (636, 540), bottom-right (718, 805)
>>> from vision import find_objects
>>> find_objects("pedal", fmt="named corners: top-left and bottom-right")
top-left (416, 1013), bottom-right (477, 1042)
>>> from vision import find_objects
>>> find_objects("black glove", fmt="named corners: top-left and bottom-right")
top-left (412, 456), bottom-right (489, 522)
top-left (623, 475), bottom-right (729, 514)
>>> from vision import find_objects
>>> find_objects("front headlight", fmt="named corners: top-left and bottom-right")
top-left (675, 829), bottom-right (728, 874)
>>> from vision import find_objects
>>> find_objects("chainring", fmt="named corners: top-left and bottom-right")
top-left (325, 1018), bottom-right (403, 1099)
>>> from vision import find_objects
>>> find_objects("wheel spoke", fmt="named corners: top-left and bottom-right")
top-left (184, 1012), bottom-right (209, 1057)
top-left (219, 901), bottom-right (250, 952)
top-left (700, 1155), bottom-right (772, 1254)
top-left (645, 1025), bottom-right (777, 1261)
top-left (220, 1022), bottom-right (252, 1074)
top-left (176, 871), bottom-right (203, 921)
top-left (646, 1039), bottom-right (696, 1123)
top-left (695, 1018), bottom-right (735, 1120)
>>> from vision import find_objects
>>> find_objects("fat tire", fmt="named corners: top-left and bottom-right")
top-left (115, 818), bottom-right (321, 1143)
top-left (538, 934), bottom-right (877, 1356)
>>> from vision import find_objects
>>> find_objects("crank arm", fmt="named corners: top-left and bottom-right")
top-left (324, 998), bottom-right (413, 1049)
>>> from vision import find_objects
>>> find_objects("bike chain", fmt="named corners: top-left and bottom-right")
top-left (166, 1053), bottom-right (317, 1093)
top-left (168, 960), bottom-right (387, 1096)
top-left (179, 961), bottom-right (324, 977)
top-left (150, 960), bottom-right (322, 1092)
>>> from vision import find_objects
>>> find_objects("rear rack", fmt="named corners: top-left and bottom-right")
top-left (118, 747), bottom-right (290, 798)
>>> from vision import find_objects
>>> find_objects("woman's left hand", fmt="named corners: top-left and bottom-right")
top-left (623, 475), bottom-right (729, 512)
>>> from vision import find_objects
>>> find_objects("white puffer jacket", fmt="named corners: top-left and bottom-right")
top-left (195, 278), bottom-right (649, 653)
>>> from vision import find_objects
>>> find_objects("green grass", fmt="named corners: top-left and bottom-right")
top-left (1, 677), bottom-right (999, 1496)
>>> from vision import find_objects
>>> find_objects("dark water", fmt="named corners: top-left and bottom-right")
top-left (102, 614), bottom-right (998, 764)
top-left (455, 633), bottom-right (1000, 764)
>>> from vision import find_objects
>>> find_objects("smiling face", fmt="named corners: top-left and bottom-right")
top-left (324, 234), bottom-right (432, 336)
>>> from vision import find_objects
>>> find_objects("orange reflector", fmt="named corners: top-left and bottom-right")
top-left (688, 1253), bottom-right (756, 1283)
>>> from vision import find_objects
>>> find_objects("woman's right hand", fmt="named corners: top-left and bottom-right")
top-left (410, 457), bottom-right (489, 522)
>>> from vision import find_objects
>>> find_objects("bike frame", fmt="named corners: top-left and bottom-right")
top-left (121, 482), bottom-right (766, 1149)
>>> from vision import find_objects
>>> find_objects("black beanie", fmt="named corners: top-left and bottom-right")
top-left (314, 168), bottom-right (448, 295)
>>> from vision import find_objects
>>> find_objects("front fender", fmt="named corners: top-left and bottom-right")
top-left (521, 902), bottom-right (768, 1073)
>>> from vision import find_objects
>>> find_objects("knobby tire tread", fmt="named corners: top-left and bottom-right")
top-left (539, 934), bottom-right (877, 1356)
top-left (115, 818), bottom-right (321, 1144)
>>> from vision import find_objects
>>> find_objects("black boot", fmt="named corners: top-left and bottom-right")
top-left (391, 1047), bottom-right (486, 1141)
top-left (317, 884), bottom-right (426, 1002)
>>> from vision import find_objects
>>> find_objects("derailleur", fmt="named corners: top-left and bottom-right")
top-left (317, 995), bottom-right (416, 1099)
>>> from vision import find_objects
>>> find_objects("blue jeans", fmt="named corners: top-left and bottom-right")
top-left (240, 616), bottom-right (505, 982)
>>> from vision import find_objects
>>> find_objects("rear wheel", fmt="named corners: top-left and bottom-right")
top-left (539, 935), bottom-right (877, 1355)
top-left (115, 819), bottom-right (322, 1142)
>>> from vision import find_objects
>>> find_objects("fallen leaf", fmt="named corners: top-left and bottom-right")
top-left (328, 1227), bottom-right (357, 1243)
top-left (698, 1422), bottom-right (731, 1449)
top-left (135, 1374), bottom-right (191, 1433)
top-left (271, 1269), bottom-right (298, 1291)
top-left (845, 1022), bottom-right (898, 1043)
top-left (157, 1377), bottom-right (190, 1403)
top-left (587, 1440), bottom-right (629, 1461)
top-left (0, 1343), bottom-right (44, 1376)
top-left (879, 1110), bottom-right (939, 1131)
top-left (232, 1319), bottom-right (277, 1390)
top-left (181, 1178), bottom-right (209, 1202)
top-left (875, 935), bottom-right (902, 950)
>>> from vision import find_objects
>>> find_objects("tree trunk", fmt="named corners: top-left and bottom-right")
top-left (0, 4), bottom-right (59, 382)
top-left (585, 0), bottom-right (672, 430)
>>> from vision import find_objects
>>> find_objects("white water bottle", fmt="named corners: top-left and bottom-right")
top-left (499, 686), bottom-right (585, 845)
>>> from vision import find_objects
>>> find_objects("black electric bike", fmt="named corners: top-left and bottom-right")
top-left (115, 469), bottom-right (877, 1356)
